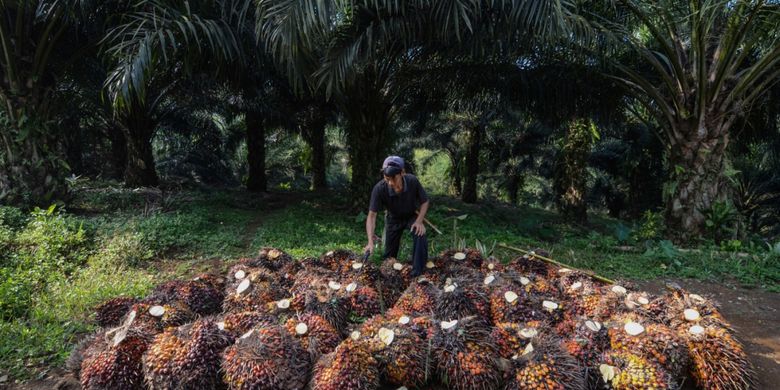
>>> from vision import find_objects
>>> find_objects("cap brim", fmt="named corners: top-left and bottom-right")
top-left (382, 166), bottom-right (402, 176)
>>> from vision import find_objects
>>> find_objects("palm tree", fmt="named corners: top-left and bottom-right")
top-left (599, 0), bottom-right (780, 239)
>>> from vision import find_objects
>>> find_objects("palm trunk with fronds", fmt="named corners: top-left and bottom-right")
top-left (461, 124), bottom-right (482, 203)
top-left (245, 109), bottom-right (267, 192)
top-left (553, 119), bottom-right (594, 224)
top-left (120, 108), bottom-right (159, 187)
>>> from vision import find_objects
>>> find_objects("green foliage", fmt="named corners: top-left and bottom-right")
top-left (704, 201), bottom-right (740, 242)
top-left (0, 206), bottom-right (28, 230)
top-left (634, 210), bottom-right (665, 241)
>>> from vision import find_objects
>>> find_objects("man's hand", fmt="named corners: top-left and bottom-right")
top-left (363, 241), bottom-right (374, 255)
top-left (411, 221), bottom-right (426, 236)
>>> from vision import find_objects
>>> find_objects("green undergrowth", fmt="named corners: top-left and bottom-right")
top-left (1, 185), bottom-right (778, 382)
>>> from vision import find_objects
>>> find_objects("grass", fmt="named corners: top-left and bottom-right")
top-left (0, 183), bottom-right (778, 383)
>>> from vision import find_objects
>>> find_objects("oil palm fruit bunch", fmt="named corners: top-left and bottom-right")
top-left (312, 338), bottom-right (380, 390)
top-left (223, 268), bottom-right (286, 313)
top-left (342, 260), bottom-right (382, 288)
top-left (380, 257), bottom-right (414, 289)
top-left (149, 279), bottom-right (224, 316)
top-left (506, 254), bottom-right (553, 278)
top-left (480, 257), bottom-right (505, 273)
top-left (524, 274), bottom-right (562, 301)
top-left (432, 316), bottom-right (500, 390)
top-left (621, 291), bottom-right (656, 318)
top-left (440, 248), bottom-right (484, 269)
top-left (192, 273), bottom-right (225, 291)
top-left (561, 319), bottom-right (609, 366)
top-left (296, 287), bottom-right (349, 333)
top-left (222, 325), bottom-right (311, 390)
top-left (599, 351), bottom-right (677, 389)
top-left (490, 322), bottom-right (535, 359)
top-left (372, 322), bottom-right (430, 388)
top-left (683, 324), bottom-right (756, 390)
top-left (505, 334), bottom-right (586, 390)
top-left (607, 313), bottom-right (689, 377)
top-left (321, 249), bottom-right (358, 272)
top-left (388, 279), bottom-right (440, 317)
top-left (347, 285), bottom-right (382, 318)
top-left (435, 278), bottom-right (491, 323)
top-left (659, 289), bottom-right (727, 330)
top-left (126, 302), bottom-right (195, 334)
top-left (558, 271), bottom-right (598, 298)
top-left (94, 297), bottom-right (138, 328)
top-left (250, 247), bottom-right (293, 271)
top-left (143, 318), bottom-right (233, 389)
top-left (489, 285), bottom-right (536, 324)
top-left (218, 311), bottom-right (277, 339)
top-left (285, 313), bottom-right (342, 357)
top-left (575, 284), bottom-right (629, 322)
top-left (80, 327), bottom-right (152, 390)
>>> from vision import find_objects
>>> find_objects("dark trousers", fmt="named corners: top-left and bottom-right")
top-left (383, 218), bottom-right (428, 275)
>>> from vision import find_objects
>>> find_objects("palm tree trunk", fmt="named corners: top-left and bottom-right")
top-left (299, 105), bottom-right (329, 190)
top-left (108, 125), bottom-right (127, 181)
top-left (665, 120), bottom-right (730, 239)
top-left (461, 124), bottom-right (481, 204)
top-left (245, 109), bottom-right (267, 192)
top-left (553, 119), bottom-right (593, 224)
top-left (122, 124), bottom-right (159, 187)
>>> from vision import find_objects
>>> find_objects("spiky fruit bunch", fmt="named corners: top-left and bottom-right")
top-left (607, 316), bottom-right (688, 376)
top-left (128, 302), bottom-right (195, 333)
top-left (480, 258), bottom-right (505, 274)
top-left (435, 279), bottom-right (491, 322)
top-left (524, 275), bottom-right (562, 301)
top-left (379, 257), bottom-right (413, 288)
top-left (251, 247), bottom-right (293, 271)
top-left (489, 286), bottom-right (536, 324)
top-left (371, 323), bottom-right (430, 388)
top-left (433, 316), bottom-right (500, 390)
top-left (600, 351), bottom-right (676, 390)
top-left (389, 280), bottom-right (440, 317)
top-left (561, 319), bottom-right (609, 366)
top-left (341, 261), bottom-right (381, 288)
top-left (149, 279), bottom-right (224, 315)
top-left (219, 311), bottom-right (277, 339)
top-left (143, 319), bottom-right (233, 389)
top-left (347, 285), bottom-right (382, 318)
top-left (223, 268), bottom-right (286, 313)
top-left (505, 335), bottom-right (586, 390)
top-left (490, 322), bottom-right (534, 359)
top-left (320, 249), bottom-right (358, 272)
top-left (67, 331), bottom-right (106, 376)
top-left (222, 325), bottom-right (311, 390)
top-left (192, 273), bottom-right (225, 290)
top-left (506, 254), bottom-right (553, 278)
top-left (81, 329), bottom-right (151, 390)
top-left (622, 291), bottom-right (656, 317)
top-left (285, 313), bottom-right (342, 356)
top-left (440, 248), bottom-right (484, 269)
top-left (276, 259), bottom-right (303, 289)
top-left (557, 271), bottom-right (598, 297)
top-left (571, 285), bottom-right (627, 322)
top-left (294, 288), bottom-right (349, 333)
top-left (684, 325), bottom-right (755, 390)
top-left (312, 339), bottom-right (380, 390)
top-left (658, 289), bottom-right (728, 331)
top-left (94, 297), bottom-right (138, 328)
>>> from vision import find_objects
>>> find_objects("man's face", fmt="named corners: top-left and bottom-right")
top-left (383, 174), bottom-right (403, 192)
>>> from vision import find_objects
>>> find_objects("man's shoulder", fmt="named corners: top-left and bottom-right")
top-left (372, 180), bottom-right (387, 191)
top-left (405, 174), bottom-right (422, 186)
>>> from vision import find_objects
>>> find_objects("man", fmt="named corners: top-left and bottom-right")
top-left (364, 156), bottom-right (430, 276)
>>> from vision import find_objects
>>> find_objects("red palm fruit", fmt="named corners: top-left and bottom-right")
top-left (390, 280), bottom-right (440, 317)
top-left (320, 249), bottom-right (358, 272)
top-left (222, 325), bottom-right (311, 390)
top-left (561, 318), bottom-right (609, 366)
top-left (607, 313), bottom-right (689, 377)
top-left (440, 248), bottom-right (484, 269)
top-left (432, 316), bottom-right (500, 390)
top-left (312, 339), bottom-right (380, 390)
top-left (490, 322), bottom-right (532, 359)
top-left (246, 247), bottom-right (293, 271)
top-left (599, 351), bottom-right (677, 389)
top-left (557, 271), bottom-right (599, 298)
top-left (127, 302), bottom-right (195, 334)
top-left (296, 287), bottom-right (349, 334)
top-left (285, 313), bottom-right (342, 357)
top-left (373, 322), bottom-right (430, 388)
top-left (683, 324), bottom-right (756, 390)
top-left (480, 257), bottom-right (505, 274)
top-left (435, 278), bottom-right (491, 322)
top-left (67, 331), bottom-right (107, 376)
top-left (505, 334), bottom-right (586, 390)
top-left (80, 328), bottom-right (151, 390)
top-left (347, 285), bottom-right (382, 318)
top-left (94, 297), bottom-right (138, 328)
top-left (192, 273), bottom-right (225, 291)
top-left (379, 257), bottom-right (413, 292)
top-left (143, 319), bottom-right (233, 389)
top-left (222, 268), bottom-right (286, 313)
top-left (506, 254), bottom-right (554, 278)
top-left (219, 311), bottom-right (277, 339)
top-left (150, 279), bottom-right (224, 315)
top-left (489, 285), bottom-right (536, 324)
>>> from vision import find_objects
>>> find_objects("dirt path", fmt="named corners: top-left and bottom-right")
top-left (7, 278), bottom-right (778, 390)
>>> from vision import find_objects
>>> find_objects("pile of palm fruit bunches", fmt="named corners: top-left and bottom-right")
top-left (71, 247), bottom-right (756, 390)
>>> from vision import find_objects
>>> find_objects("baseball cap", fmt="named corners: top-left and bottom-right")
top-left (381, 156), bottom-right (404, 176)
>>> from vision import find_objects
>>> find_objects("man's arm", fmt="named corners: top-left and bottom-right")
top-left (411, 200), bottom-right (429, 236)
top-left (364, 211), bottom-right (377, 254)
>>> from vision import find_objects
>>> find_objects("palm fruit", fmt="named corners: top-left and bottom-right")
top-left (435, 278), bottom-right (491, 323)
top-left (192, 272), bottom-right (226, 291)
top-left (276, 258), bottom-right (303, 289)
top-left (599, 351), bottom-right (676, 389)
top-left (219, 311), bottom-right (277, 339)
top-left (347, 285), bottom-right (382, 318)
top-left (285, 313), bottom-right (342, 356)
top-left (621, 291), bottom-right (656, 318)
top-left (357, 314), bottom-right (388, 338)
top-left (67, 331), bottom-right (107, 376)
top-left (432, 316), bottom-right (500, 390)
top-left (312, 339), bottom-right (380, 390)
top-left (505, 334), bottom-right (586, 390)
top-left (490, 322), bottom-right (534, 359)
top-left (149, 279), bottom-right (224, 315)
top-left (320, 249), bottom-right (358, 272)
top-left (684, 324), bottom-right (756, 390)
top-left (242, 247), bottom-right (293, 271)
top-left (658, 289), bottom-right (728, 330)
top-left (607, 313), bottom-right (688, 376)
top-left (127, 302), bottom-right (195, 334)
top-left (80, 328), bottom-right (152, 390)
top-left (524, 274), bottom-right (562, 301)
top-left (143, 318), bottom-right (232, 389)
top-left (294, 285), bottom-right (349, 333)
top-left (409, 315), bottom-right (438, 341)
top-left (379, 257), bottom-right (413, 290)
top-left (342, 260), bottom-right (382, 288)
top-left (94, 297), bottom-right (138, 328)
top-left (506, 254), bottom-right (554, 278)
top-left (388, 279), bottom-right (440, 317)
top-left (223, 268), bottom-right (286, 313)
top-left (480, 257), bottom-right (505, 273)
top-left (440, 248), bottom-right (484, 269)
top-left (572, 284), bottom-right (628, 322)
top-left (489, 285), bottom-right (536, 324)
top-left (222, 325), bottom-right (311, 390)
top-left (561, 318), bottom-right (609, 365)
top-left (372, 323), bottom-right (430, 388)
top-left (557, 270), bottom-right (598, 298)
